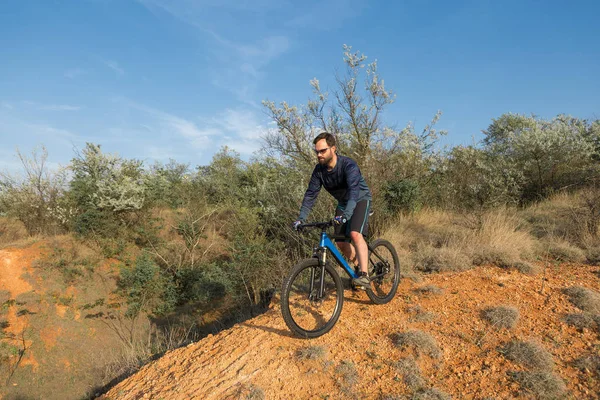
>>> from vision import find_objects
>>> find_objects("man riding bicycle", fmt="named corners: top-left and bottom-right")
top-left (293, 132), bottom-right (372, 289)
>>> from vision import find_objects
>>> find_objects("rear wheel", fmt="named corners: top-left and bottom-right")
top-left (281, 258), bottom-right (344, 338)
top-left (366, 239), bottom-right (400, 304)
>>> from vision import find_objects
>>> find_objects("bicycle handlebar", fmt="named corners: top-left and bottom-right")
top-left (298, 220), bottom-right (334, 230)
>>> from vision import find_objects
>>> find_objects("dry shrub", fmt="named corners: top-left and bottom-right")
top-left (406, 305), bottom-right (437, 323)
top-left (334, 360), bottom-right (359, 395)
top-left (584, 247), bottom-right (600, 265)
top-left (413, 285), bottom-right (443, 296)
top-left (389, 209), bottom-right (458, 250)
top-left (573, 354), bottom-right (600, 375)
top-left (563, 286), bottom-right (600, 314)
top-left (386, 208), bottom-right (536, 274)
top-left (412, 388), bottom-right (452, 400)
top-left (500, 340), bottom-right (554, 371)
top-left (394, 357), bottom-right (425, 391)
top-left (540, 237), bottom-right (586, 263)
top-left (523, 192), bottom-right (576, 240)
top-left (563, 313), bottom-right (600, 331)
top-left (0, 217), bottom-right (28, 246)
top-left (34, 235), bottom-right (102, 282)
top-left (233, 383), bottom-right (265, 400)
top-left (295, 345), bottom-right (327, 360)
top-left (413, 247), bottom-right (471, 273)
top-left (390, 330), bottom-right (441, 359)
top-left (471, 248), bottom-right (518, 269)
top-left (471, 209), bottom-right (534, 263)
top-left (481, 306), bottom-right (519, 329)
top-left (509, 371), bottom-right (567, 400)
top-left (512, 261), bottom-right (540, 275)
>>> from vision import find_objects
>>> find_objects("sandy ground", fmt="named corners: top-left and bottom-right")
top-left (99, 262), bottom-right (600, 399)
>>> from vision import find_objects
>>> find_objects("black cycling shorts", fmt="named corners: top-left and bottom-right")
top-left (334, 199), bottom-right (370, 242)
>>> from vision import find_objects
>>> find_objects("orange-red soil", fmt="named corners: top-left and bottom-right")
top-left (100, 263), bottom-right (600, 399)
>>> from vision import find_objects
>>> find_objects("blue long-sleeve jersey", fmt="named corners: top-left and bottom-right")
top-left (298, 155), bottom-right (372, 221)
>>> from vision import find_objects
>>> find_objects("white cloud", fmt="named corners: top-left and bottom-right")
top-left (200, 108), bottom-right (267, 155)
top-left (137, 0), bottom-right (290, 105)
top-left (12, 101), bottom-right (82, 112)
top-left (101, 59), bottom-right (125, 76)
top-left (39, 104), bottom-right (82, 111)
top-left (119, 99), bottom-right (219, 151)
top-left (143, 145), bottom-right (183, 161)
top-left (120, 99), bottom-right (267, 157)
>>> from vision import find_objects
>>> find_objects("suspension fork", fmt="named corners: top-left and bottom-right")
top-left (311, 246), bottom-right (327, 299)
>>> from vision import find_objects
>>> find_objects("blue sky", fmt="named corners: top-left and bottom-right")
top-left (1, 0), bottom-right (599, 172)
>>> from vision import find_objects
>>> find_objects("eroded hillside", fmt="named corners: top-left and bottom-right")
top-left (100, 262), bottom-right (600, 399)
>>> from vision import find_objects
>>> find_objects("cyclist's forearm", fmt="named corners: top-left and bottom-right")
top-left (342, 198), bottom-right (357, 220)
top-left (299, 192), bottom-right (318, 220)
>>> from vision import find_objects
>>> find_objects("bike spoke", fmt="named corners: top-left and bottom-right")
top-left (365, 239), bottom-right (400, 304)
top-left (287, 266), bottom-right (339, 333)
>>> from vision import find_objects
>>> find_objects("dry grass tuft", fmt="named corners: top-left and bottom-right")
top-left (541, 238), bottom-right (586, 263)
top-left (295, 345), bottom-right (327, 361)
top-left (387, 208), bottom-right (537, 274)
top-left (563, 286), bottom-right (600, 314)
top-left (573, 354), bottom-right (600, 375)
top-left (584, 247), bottom-right (600, 265)
top-left (509, 371), bottom-right (567, 400)
top-left (406, 305), bottom-right (436, 323)
top-left (413, 285), bottom-right (443, 296)
top-left (500, 340), bottom-right (554, 371)
top-left (394, 357), bottom-right (426, 391)
top-left (512, 261), bottom-right (540, 275)
top-left (469, 209), bottom-right (535, 265)
top-left (234, 383), bottom-right (265, 400)
top-left (334, 360), bottom-right (359, 395)
top-left (414, 247), bottom-right (471, 273)
top-left (480, 306), bottom-right (519, 329)
top-left (411, 388), bottom-right (452, 400)
top-left (390, 330), bottom-right (441, 359)
top-left (563, 313), bottom-right (600, 331)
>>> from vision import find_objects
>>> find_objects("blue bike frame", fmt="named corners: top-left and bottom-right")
top-left (319, 231), bottom-right (359, 279)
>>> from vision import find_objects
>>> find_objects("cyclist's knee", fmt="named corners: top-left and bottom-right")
top-left (349, 231), bottom-right (364, 242)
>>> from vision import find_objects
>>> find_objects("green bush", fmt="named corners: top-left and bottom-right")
top-left (383, 179), bottom-right (421, 215)
top-left (175, 263), bottom-right (232, 305)
top-left (118, 254), bottom-right (177, 318)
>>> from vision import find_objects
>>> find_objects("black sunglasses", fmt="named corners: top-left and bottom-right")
top-left (314, 147), bottom-right (330, 155)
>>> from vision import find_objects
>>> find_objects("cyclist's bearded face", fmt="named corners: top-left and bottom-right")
top-left (315, 140), bottom-right (335, 165)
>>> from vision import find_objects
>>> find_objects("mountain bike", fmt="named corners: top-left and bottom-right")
top-left (281, 220), bottom-right (401, 338)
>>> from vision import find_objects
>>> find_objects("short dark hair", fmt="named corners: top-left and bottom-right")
top-left (313, 132), bottom-right (336, 147)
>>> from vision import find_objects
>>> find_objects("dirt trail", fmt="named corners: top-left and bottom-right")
top-left (101, 263), bottom-right (600, 399)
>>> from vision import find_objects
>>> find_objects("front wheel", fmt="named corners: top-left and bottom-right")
top-left (281, 258), bottom-right (344, 338)
top-left (366, 239), bottom-right (401, 304)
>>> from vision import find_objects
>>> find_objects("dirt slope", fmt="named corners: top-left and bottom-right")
top-left (100, 263), bottom-right (600, 399)
top-left (0, 241), bottom-right (122, 400)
